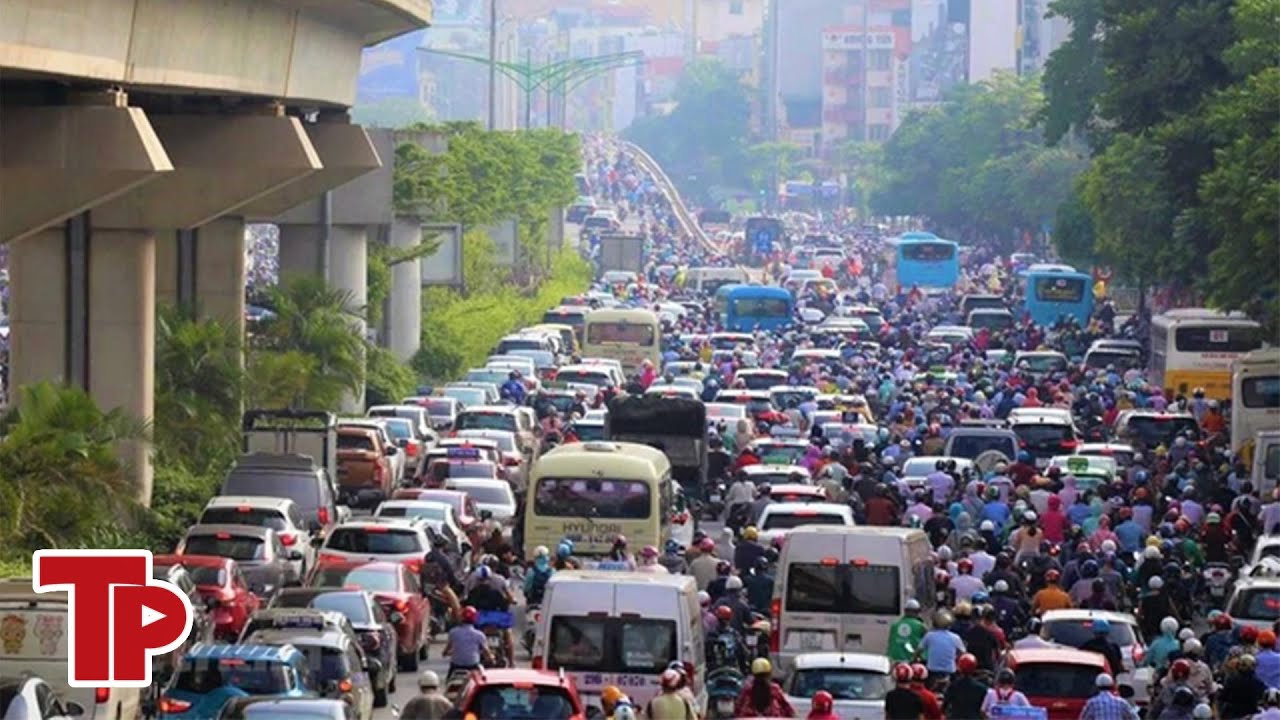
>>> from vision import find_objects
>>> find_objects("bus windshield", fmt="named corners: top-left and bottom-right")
top-left (901, 242), bottom-right (955, 261)
top-left (730, 298), bottom-right (792, 318)
top-left (1034, 276), bottom-right (1087, 303)
top-left (533, 478), bottom-right (652, 520)
top-left (587, 323), bottom-right (655, 346)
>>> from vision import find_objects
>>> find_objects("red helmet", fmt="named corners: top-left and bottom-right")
top-left (911, 663), bottom-right (928, 681)
top-left (957, 559), bottom-right (974, 574)
top-left (462, 606), bottom-right (478, 624)
top-left (812, 690), bottom-right (834, 713)
top-left (714, 605), bottom-right (733, 622)
top-left (1170, 658), bottom-right (1192, 680)
top-left (893, 663), bottom-right (913, 682)
top-left (957, 653), bottom-right (978, 675)
top-left (1214, 613), bottom-right (1234, 630)
top-left (1261, 630), bottom-right (1277, 648)
top-left (1046, 569), bottom-right (1061, 583)
top-left (1242, 625), bottom-right (1260, 643)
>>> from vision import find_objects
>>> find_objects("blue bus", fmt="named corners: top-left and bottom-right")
top-left (723, 285), bottom-right (795, 331)
top-left (893, 232), bottom-right (960, 291)
top-left (1024, 269), bottom-right (1095, 326)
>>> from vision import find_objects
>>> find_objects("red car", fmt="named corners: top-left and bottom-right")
top-left (1001, 647), bottom-right (1111, 720)
top-left (455, 668), bottom-right (589, 720)
top-left (153, 554), bottom-right (260, 641)
top-left (306, 560), bottom-right (430, 672)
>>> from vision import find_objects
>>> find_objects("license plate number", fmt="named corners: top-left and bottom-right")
top-left (709, 493), bottom-right (721, 502)
top-left (799, 633), bottom-right (824, 650)
top-left (717, 699), bottom-right (735, 715)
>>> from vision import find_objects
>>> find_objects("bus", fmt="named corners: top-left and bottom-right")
top-left (581, 308), bottom-right (661, 375)
top-left (1151, 308), bottom-right (1264, 399)
top-left (713, 283), bottom-right (744, 319)
top-left (1023, 268), bottom-right (1095, 326)
top-left (722, 285), bottom-right (795, 332)
top-left (891, 232), bottom-right (959, 291)
top-left (1232, 348), bottom-right (1280, 454)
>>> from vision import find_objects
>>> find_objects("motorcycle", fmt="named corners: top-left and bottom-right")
top-left (1200, 562), bottom-right (1234, 611)
top-left (703, 478), bottom-right (728, 520)
top-left (477, 609), bottom-right (514, 668)
top-left (744, 615), bottom-right (771, 663)
top-left (726, 503), bottom-right (752, 536)
top-left (522, 604), bottom-right (540, 658)
top-left (705, 667), bottom-right (745, 719)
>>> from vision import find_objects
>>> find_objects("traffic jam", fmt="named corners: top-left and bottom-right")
top-left (4, 137), bottom-right (1277, 720)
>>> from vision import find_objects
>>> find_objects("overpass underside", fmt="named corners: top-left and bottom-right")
top-left (0, 0), bottom-right (431, 504)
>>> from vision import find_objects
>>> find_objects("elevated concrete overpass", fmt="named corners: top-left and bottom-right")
top-left (0, 0), bottom-right (432, 504)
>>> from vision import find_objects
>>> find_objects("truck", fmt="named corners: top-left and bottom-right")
top-left (605, 395), bottom-right (707, 500)
top-left (241, 408), bottom-right (339, 494)
top-left (597, 233), bottom-right (645, 275)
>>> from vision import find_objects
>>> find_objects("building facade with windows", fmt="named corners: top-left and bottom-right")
top-left (819, 24), bottom-right (911, 148)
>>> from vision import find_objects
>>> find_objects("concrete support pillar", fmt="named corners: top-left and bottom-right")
top-left (387, 218), bottom-right (423, 362)
top-left (8, 227), bottom-right (73, 391)
top-left (195, 218), bottom-right (248, 333)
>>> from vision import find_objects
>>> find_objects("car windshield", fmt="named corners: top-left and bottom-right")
top-left (325, 528), bottom-right (422, 555)
top-left (457, 413), bottom-right (517, 432)
top-left (785, 563), bottom-right (901, 615)
top-left (310, 565), bottom-right (401, 593)
top-left (200, 508), bottom-right (288, 532)
top-left (443, 388), bottom-right (487, 406)
top-left (458, 433), bottom-right (517, 453)
top-left (338, 434), bottom-right (376, 452)
top-left (534, 478), bottom-right (651, 520)
top-left (174, 662), bottom-right (290, 695)
top-left (1044, 620), bottom-right (1137, 648)
top-left (273, 592), bottom-right (372, 624)
top-left (377, 504), bottom-right (448, 522)
top-left (1085, 350), bottom-right (1140, 369)
top-left (1127, 416), bottom-right (1200, 446)
top-left (948, 434), bottom-right (1017, 459)
top-left (789, 668), bottom-right (893, 701)
top-left (1012, 423), bottom-right (1073, 450)
top-left (222, 473), bottom-right (320, 508)
top-left (295, 646), bottom-right (350, 683)
top-left (762, 512), bottom-right (847, 530)
top-left (384, 421), bottom-right (412, 441)
top-left (428, 460), bottom-right (498, 480)
top-left (753, 444), bottom-right (806, 465)
top-left (184, 535), bottom-right (265, 561)
top-left (555, 370), bottom-right (610, 386)
top-left (468, 685), bottom-right (577, 720)
top-left (1014, 662), bottom-right (1100, 699)
top-left (1232, 588), bottom-right (1280, 621)
top-left (1019, 355), bottom-right (1067, 373)
top-left (568, 423), bottom-right (605, 441)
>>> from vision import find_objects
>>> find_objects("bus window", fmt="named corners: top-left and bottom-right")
top-left (901, 243), bottom-right (955, 261)
top-left (1176, 326), bottom-right (1262, 353)
top-left (731, 298), bottom-right (791, 317)
top-left (533, 478), bottom-right (652, 520)
top-left (1243, 377), bottom-right (1280, 408)
top-left (587, 323), bottom-right (655, 346)
top-left (1034, 276), bottom-right (1086, 302)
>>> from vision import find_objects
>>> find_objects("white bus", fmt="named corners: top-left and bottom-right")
top-left (581, 308), bottom-right (661, 375)
top-left (1232, 348), bottom-right (1280, 455)
top-left (1150, 308), bottom-right (1263, 400)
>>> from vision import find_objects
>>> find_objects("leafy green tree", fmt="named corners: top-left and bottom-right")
top-left (1040, 0), bottom-right (1105, 145)
top-left (0, 383), bottom-right (147, 551)
top-left (154, 306), bottom-right (244, 465)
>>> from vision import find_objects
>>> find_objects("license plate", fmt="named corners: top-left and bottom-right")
top-left (709, 493), bottom-right (721, 503)
top-left (716, 699), bottom-right (735, 715)
top-left (799, 633), bottom-right (825, 650)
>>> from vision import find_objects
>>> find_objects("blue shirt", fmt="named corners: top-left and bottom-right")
top-left (1114, 520), bottom-right (1145, 554)
top-left (1080, 691), bottom-right (1138, 720)
top-left (1258, 649), bottom-right (1280, 689)
top-left (921, 629), bottom-right (966, 673)
top-left (980, 502), bottom-right (1011, 530)
top-left (448, 624), bottom-right (489, 667)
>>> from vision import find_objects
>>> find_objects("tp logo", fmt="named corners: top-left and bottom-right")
top-left (33, 550), bottom-right (194, 688)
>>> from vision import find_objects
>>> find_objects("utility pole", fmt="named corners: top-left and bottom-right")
top-left (488, 0), bottom-right (498, 130)
top-left (861, 0), bottom-right (871, 142)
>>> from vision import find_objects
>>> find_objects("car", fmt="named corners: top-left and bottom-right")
top-left (816, 422), bottom-right (881, 450)
top-left (177, 524), bottom-right (303, 599)
top-left (735, 369), bottom-right (790, 391)
top-left (644, 384), bottom-right (701, 400)
top-left (199, 495), bottom-right (316, 577)
top-left (217, 697), bottom-right (356, 719)
top-left (1040, 609), bottom-right (1152, 706)
top-left (306, 561), bottom-right (430, 672)
top-left (767, 484), bottom-right (827, 504)
top-left (316, 520), bottom-right (431, 569)
top-left (1113, 409), bottom-right (1201, 448)
top-left (782, 652), bottom-right (892, 720)
top-left (756, 502), bottom-right (855, 545)
top-left (1014, 350), bottom-right (1070, 378)
top-left (0, 675), bottom-right (87, 719)
top-left (156, 643), bottom-right (313, 719)
top-left (240, 626), bottom-right (377, 718)
top-left (335, 426), bottom-right (397, 508)
top-left (365, 404), bottom-right (435, 446)
top-left (967, 308), bottom-right (1015, 332)
top-left (406, 396), bottom-right (462, 431)
top-left (388, 489), bottom-right (483, 538)
top-left (1251, 536), bottom-right (1280, 566)
top-left (416, 447), bottom-right (504, 488)
top-left (269, 589), bottom-right (398, 706)
top-left (220, 454), bottom-right (346, 537)
top-left (1075, 442), bottom-right (1138, 469)
top-left (1048, 455), bottom-right (1118, 492)
top-left (705, 402), bottom-right (749, 426)
top-left (338, 419), bottom-right (407, 486)
top-left (553, 364), bottom-right (616, 389)
top-left (154, 554), bottom-right (262, 641)
top-left (900, 456), bottom-right (974, 489)
top-left (564, 414), bottom-right (606, 443)
top-left (1084, 343), bottom-right (1142, 370)
top-left (709, 332), bottom-right (756, 350)
top-left (943, 426), bottom-right (1020, 463)
top-left (999, 647), bottom-right (1110, 720)
top-left (1009, 409), bottom-right (1081, 467)
top-left (769, 385), bottom-right (818, 411)
top-left (1227, 577), bottom-right (1280, 630)
top-left (454, 406), bottom-right (539, 458)
top-left (741, 464), bottom-right (813, 486)
top-left (379, 417), bottom-right (428, 480)
top-left (444, 478), bottom-right (517, 526)
top-left (237, 608), bottom-right (360, 646)
top-left (453, 668), bottom-right (589, 720)
top-left (924, 325), bottom-right (974, 347)
top-left (565, 196), bottom-right (597, 223)
top-left (747, 438), bottom-right (812, 466)
top-left (454, 429), bottom-right (530, 489)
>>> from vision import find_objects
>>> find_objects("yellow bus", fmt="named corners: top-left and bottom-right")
top-left (523, 441), bottom-right (673, 562)
top-left (1232, 348), bottom-right (1280, 455)
top-left (581, 308), bottom-right (661, 375)
top-left (1150, 308), bottom-right (1263, 399)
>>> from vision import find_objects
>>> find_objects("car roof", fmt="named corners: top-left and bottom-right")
top-left (761, 502), bottom-right (850, 514)
top-left (333, 520), bottom-right (424, 533)
top-left (1041, 609), bottom-right (1138, 626)
top-left (206, 495), bottom-right (294, 510)
top-left (1007, 648), bottom-right (1108, 667)
top-left (467, 667), bottom-right (579, 689)
top-left (742, 464), bottom-right (810, 475)
top-left (792, 652), bottom-right (890, 673)
top-left (154, 553), bottom-right (231, 569)
top-left (186, 524), bottom-right (274, 539)
top-left (185, 642), bottom-right (303, 663)
top-left (246, 628), bottom-right (351, 649)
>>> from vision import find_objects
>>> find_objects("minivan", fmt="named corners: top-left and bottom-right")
top-left (532, 570), bottom-right (704, 713)
top-left (771, 527), bottom-right (933, 675)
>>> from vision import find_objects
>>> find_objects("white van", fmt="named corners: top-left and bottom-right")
top-left (771, 527), bottom-right (934, 675)
top-left (532, 570), bottom-right (705, 712)
top-left (0, 581), bottom-right (142, 719)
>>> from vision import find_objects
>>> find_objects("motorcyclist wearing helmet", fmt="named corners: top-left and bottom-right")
top-left (1145, 616), bottom-right (1181, 673)
top-left (554, 539), bottom-right (580, 571)
top-left (659, 538), bottom-right (688, 574)
top-left (706, 558), bottom-right (735, 602)
top-left (599, 686), bottom-right (626, 720)
top-left (907, 663), bottom-right (943, 720)
top-left (942, 653), bottom-right (987, 719)
top-left (888, 598), bottom-right (927, 663)
top-left (920, 610), bottom-right (966, 686)
top-left (980, 668), bottom-right (1030, 717)
top-left (1148, 658), bottom-right (1199, 720)
top-left (1256, 688), bottom-right (1280, 720)
top-left (1220, 653), bottom-right (1265, 719)
top-left (706, 604), bottom-right (747, 672)
top-left (443, 606), bottom-right (491, 677)
top-left (635, 544), bottom-right (668, 574)
top-left (744, 555), bottom-right (775, 616)
top-left (462, 565), bottom-right (514, 665)
top-left (1204, 612), bottom-right (1235, 669)
top-left (1081, 618), bottom-right (1125, 680)
top-left (805, 689), bottom-right (839, 720)
top-left (398, 670), bottom-right (453, 719)
top-left (734, 658), bottom-right (795, 718)
top-left (886, 663), bottom-right (926, 720)
top-left (1032, 568), bottom-right (1073, 613)
top-left (421, 533), bottom-right (462, 621)
top-left (521, 545), bottom-right (554, 608)
top-left (647, 669), bottom-right (700, 720)
top-left (734, 525), bottom-right (767, 573)
top-left (716, 574), bottom-right (755, 634)
top-left (606, 534), bottom-right (635, 569)
top-left (500, 370), bottom-right (527, 405)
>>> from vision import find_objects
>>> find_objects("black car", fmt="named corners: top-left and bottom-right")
top-left (269, 589), bottom-right (398, 706)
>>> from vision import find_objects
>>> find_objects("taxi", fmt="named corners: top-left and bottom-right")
top-left (241, 624), bottom-right (378, 717)
top-left (999, 647), bottom-right (1110, 720)
top-left (156, 643), bottom-right (313, 719)
top-left (1048, 455), bottom-right (1118, 492)
top-left (746, 438), bottom-right (812, 466)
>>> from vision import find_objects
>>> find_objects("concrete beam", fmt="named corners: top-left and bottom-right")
top-left (0, 105), bottom-right (171, 243)
top-left (94, 114), bottom-right (321, 230)
top-left (242, 122), bottom-right (383, 220)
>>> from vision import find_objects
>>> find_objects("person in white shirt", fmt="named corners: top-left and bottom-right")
top-left (1013, 618), bottom-right (1066, 650)
top-left (951, 558), bottom-right (985, 602)
top-left (980, 669), bottom-right (1031, 716)
top-left (969, 540), bottom-right (997, 579)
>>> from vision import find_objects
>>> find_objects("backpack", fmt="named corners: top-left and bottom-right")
top-left (526, 568), bottom-right (551, 605)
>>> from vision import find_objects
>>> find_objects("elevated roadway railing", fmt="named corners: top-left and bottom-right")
top-left (618, 141), bottom-right (722, 257)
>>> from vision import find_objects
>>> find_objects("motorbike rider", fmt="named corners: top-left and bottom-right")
top-left (1146, 616), bottom-right (1182, 673)
top-left (443, 606), bottom-right (491, 677)
top-left (734, 526), bottom-right (767, 572)
top-left (888, 598), bottom-right (927, 663)
top-left (980, 668), bottom-right (1030, 717)
top-left (706, 605), bottom-right (747, 672)
top-left (462, 566), bottom-right (514, 664)
top-left (805, 690), bottom-right (839, 720)
top-left (920, 610), bottom-right (966, 688)
top-left (646, 669), bottom-right (700, 720)
top-left (885, 663), bottom-right (926, 720)
top-left (733, 658), bottom-right (795, 718)
top-left (605, 534), bottom-right (636, 569)
top-left (942, 653), bottom-right (987, 719)
top-left (908, 664), bottom-right (943, 720)
top-left (397, 670), bottom-right (453, 720)
top-left (659, 538), bottom-right (688, 575)
top-left (521, 545), bottom-right (554, 608)
top-left (635, 544), bottom-right (668, 574)
top-left (599, 686), bottom-right (626, 720)
top-left (1081, 618), bottom-right (1126, 681)
top-left (421, 534), bottom-right (462, 621)
top-left (744, 555), bottom-right (775, 615)
top-left (500, 370), bottom-right (527, 405)
top-left (554, 539), bottom-right (580, 570)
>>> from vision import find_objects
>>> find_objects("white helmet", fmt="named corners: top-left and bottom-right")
top-left (1179, 628), bottom-right (1195, 642)
top-left (980, 520), bottom-right (996, 532)
top-left (905, 598), bottom-right (921, 611)
top-left (1183, 638), bottom-right (1203, 656)
top-left (697, 591), bottom-right (711, 607)
top-left (534, 545), bottom-right (550, 559)
top-left (615, 704), bottom-right (638, 720)
top-left (1100, 539), bottom-right (1117, 554)
top-left (994, 580), bottom-right (1010, 593)
top-left (418, 670), bottom-right (440, 690)
top-left (937, 546), bottom-right (953, 561)
top-left (725, 576), bottom-right (744, 591)
top-left (1160, 617), bottom-right (1179, 635)
top-left (1095, 673), bottom-right (1114, 688)
top-left (1193, 704), bottom-right (1212, 719)
top-left (1149, 576), bottom-right (1164, 590)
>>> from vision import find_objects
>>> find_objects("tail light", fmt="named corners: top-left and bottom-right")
top-left (338, 678), bottom-right (353, 693)
top-left (532, 655), bottom-right (544, 670)
top-left (317, 553), bottom-right (344, 566)
top-left (374, 463), bottom-right (387, 485)
top-left (405, 558), bottom-right (423, 574)
top-left (317, 507), bottom-right (331, 526)
top-left (158, 697), bottom-right (191, 713)
top-left (770, 598), bottom-right (781, 653)
top-left (503, 456), bottom-right (521, 467)
top-left (1060, 439), bottom-right (1079, 450)
top-left (95, 688), bottom-right (110, 705)
top-left (405, 443), bottom-right (419, 458)
top-left (279, 533), bottom-right (297, 547)
top-left (1131, 644), bottom-right (1146, 666)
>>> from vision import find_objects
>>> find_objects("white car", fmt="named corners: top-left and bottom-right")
top-left (899, 456), bottom-right (974, 489)
top-left (444, 478), bottom-right (517, 526)
top-left (756, 502), bottom-right (854, 545)
top-left (783, 652), bottom-right (892, 720)
top-left (199, 495), bottom-right (316, 576)
top-left (0, 676), bottom-right (87, 720)
top-left (1040, 609), bottom-right (1153, 705)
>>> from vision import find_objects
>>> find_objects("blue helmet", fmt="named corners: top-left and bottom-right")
top-left (665, 538), bottom-right (683, 554)
top-left (557, 542), bottom-right (573, 559)
top-left (1082, 560), bottom-right (1100, 578)
top-left (1018, 451), bottom-right (1033, 464)
top-left (972, 591), bottom-right (990, 604)
top-left (1092, 618), bottom-right (1111, 634)
top-left (1135, 470), bottom-right (1150, 484)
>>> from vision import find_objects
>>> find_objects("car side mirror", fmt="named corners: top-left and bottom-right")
top-left (204, 596), bottom-right (219, 611)
top-left (364, 657), bottom-right (383, 677)
top-left (390, 611), bottom-right (405, 624)
top-left (384, 445), bottom-right (398, 457)
top-left (480, 510), bottom-right (493, 521)
top-left (288, 549), bottom-right (304, 561)
top-left (65, 702), bottom-right (86, 718)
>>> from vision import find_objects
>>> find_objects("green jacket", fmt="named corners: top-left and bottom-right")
top-left (887, 615), bottom-right (927, 662)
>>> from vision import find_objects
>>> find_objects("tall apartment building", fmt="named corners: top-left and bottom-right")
top-left (820, 25), bottom-right (911, 149)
